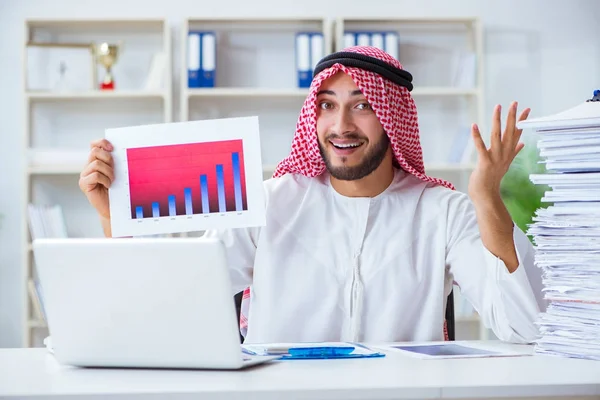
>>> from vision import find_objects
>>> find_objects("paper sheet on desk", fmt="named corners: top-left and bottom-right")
top-left (381, 342), bottom-right (530, 359)
top-left (105, 117), bottom-right (266, 237)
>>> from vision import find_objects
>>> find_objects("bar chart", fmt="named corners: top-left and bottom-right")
top-left (127, 139), bottom-right (248, 219)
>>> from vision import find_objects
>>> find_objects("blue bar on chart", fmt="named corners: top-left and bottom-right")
top-left (136, 206), bottom-right (144, 219)
top-left (231, 152), bottom-right (243, 212)
top-left (168, 195), bottom-right (176, 216)
top-left (152, 202), bottom-right (160, 218)
top-left (184, 188), bottom-right (193, 215)
top-left (200, 175), bottom-right (210, 214)
top-left (216, 164), bottom-right (226, 213)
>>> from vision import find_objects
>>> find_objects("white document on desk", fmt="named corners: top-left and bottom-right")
top-left (380, 342), bottom-right (530, 359)
top-left (106, 116), bottom-right (266, 237)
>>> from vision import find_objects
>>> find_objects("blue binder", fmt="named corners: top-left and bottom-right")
top-left (187, 30), bottom-right (216, 88)
top-left (187, 31), bottom-right (201, 88)
top-left (296, 32), bottom-right (323, 88)
top-left (343, 30), bottom-right (400, 60)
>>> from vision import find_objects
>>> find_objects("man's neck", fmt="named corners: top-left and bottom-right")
top-left (329, 160), bottom-right (396, 198)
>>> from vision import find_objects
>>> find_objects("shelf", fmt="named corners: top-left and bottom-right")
top-left (28, 164), bottom-right (83, 175)
top-left (186, 87), bottom-right (477, 98)
top-left (338, 16), bottom-right (478, 24)
top-left (185, 17), bottom-right (327, 33)
top-left (187, 88), bottom-right (309, 98)
top-left (22, 16), bottom-right (173, 349)
top-left (26, 91), bottom-right (166, 102)
top-left (26, 18), bottom-right (166, 32)
top-left (411, 87), bottom-right (479, 96)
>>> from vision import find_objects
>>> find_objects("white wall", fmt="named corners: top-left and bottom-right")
top-left (1, 0), bottom-right (599, 347)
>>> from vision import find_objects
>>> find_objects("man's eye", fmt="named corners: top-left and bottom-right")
top-left (319, 102), bottom-right (333, 110)
top-left (356, 102), bottom-right (372, 110)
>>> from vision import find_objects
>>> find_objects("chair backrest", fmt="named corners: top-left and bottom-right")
top-left (445, 290), bottom-right (455, 341)
top-left (234, 291), bottom-right (244, 342)
top-left (233, 290), bottom-right (456, 343)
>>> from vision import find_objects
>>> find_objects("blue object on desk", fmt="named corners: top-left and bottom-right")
top-left (241, 342), bottom-right (385, 360)
top-left (287, 346), bottom-right (355, 358)
top-left (282, 345), bottom-right (384, 360)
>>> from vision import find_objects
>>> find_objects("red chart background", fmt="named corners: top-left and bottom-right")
top-left (126, 139), bottom-right (248, 219)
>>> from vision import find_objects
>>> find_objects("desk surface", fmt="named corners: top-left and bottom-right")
top-left (0, 341), bottom-right (599, 400)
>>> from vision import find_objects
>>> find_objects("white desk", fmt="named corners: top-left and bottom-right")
top-left (0, 341), bottom-right (599, 400)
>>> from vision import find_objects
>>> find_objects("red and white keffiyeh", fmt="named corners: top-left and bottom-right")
top-left (239, 45), bottom-right (455, 340)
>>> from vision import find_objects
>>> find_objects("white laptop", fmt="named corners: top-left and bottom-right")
top-left (32, 236), bottom-right (278, 369)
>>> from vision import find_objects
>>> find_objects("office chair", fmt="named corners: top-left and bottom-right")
top-left (445, 290), bottom-right (455, 341)
top-left (234, 291), bottom-right (244, 343)
top-left (234, 290), bottom-right (456, 343)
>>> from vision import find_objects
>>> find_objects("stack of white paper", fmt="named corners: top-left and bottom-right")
top-left (518, 94), bottom-right (600, 361)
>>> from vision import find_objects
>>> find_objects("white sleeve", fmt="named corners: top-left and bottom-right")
top-left (200, 179), bottom-right (273, 295)
top-left (445, 192), bottom-right (542, 344)
top-left (202, 226), bottom-right (259, 295)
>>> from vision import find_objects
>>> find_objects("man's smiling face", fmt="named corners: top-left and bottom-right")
top-left (316, 72), bottom-right (391, 181)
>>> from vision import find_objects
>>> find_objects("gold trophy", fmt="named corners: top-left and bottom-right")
top-left (94, 42), bottom-right (120, 90)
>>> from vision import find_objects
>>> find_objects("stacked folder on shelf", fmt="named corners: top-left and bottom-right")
top-left (187, 30), bottom-right (216, 88)
top-left (295, 32), bottom-right (324, 88)
top-left (343, 30), bottom-right (399, 60)
top-left (518, 90), bottom-right (600, 361)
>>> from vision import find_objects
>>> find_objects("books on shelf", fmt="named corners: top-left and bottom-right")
top-left (186, 28), bottom-right (325, 90)
top-left (187, 31), bottom-right (216, 88)
top-left (28, 278), bottom-right (46, 323)
top-left (28, 203), bottom-right (65, 326)
top-left (447, 125), bottom-right (474, 164)
top-left (343, 30), bottom-right (399, 60)
top-left (519, 91), bottom-right (600, 361)
top-left (144, 52), bottom-right (167, 90)
top-left (27, 204), bottom-right (68, 240)
top-left (295, 32), bottom-right (324, 88)
top-left (450, 50), bottom-right (476, 88)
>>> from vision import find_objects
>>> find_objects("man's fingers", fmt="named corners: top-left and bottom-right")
top-left (491, 104), bottom-right (502, 150)
top-left (90, 138), bottom-right (114, 151)
top-left (87, 146), bottom-right (113, 166)
top-left (515, 108), bottom-right (531, 136)
top-left (80, 159), bottom-right (115, 183)
top-left (507, 107), bottom-right (530, 152)
top-left (504, 101), bottom-right (518, 142)
top-left (513, 142), bottom-right (526, 159)
top-left (80, 171), bottom-right (112, 191)
top-left (471, 123), bottom-right (489, 158)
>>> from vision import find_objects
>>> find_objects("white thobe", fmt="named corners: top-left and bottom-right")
top-left (204, 168), bottom-right (542, 344)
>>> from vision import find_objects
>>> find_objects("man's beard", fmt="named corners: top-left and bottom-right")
top-left (318, 132), bottom-right (391, 181)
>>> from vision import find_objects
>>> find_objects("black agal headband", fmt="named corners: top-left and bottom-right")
top-left (313, 51), bottom-right (414, 92)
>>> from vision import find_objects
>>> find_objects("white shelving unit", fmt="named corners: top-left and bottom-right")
top-left (18, 16), bottom-right (490, 345)
top-left (180, 17), bottom-right (332, 180)
top-left (22, 18), bottom-right (173, 347)
top-left (26, 90), bottom-right (167, 101)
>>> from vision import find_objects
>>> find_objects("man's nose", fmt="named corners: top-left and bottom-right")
top-left (331, 108), bottom-right (356, 136)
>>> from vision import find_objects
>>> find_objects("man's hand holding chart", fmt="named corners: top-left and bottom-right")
top-left (94, 116), bottom-right (267, 237)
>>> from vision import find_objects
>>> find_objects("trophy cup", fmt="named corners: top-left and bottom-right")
top-left (94, 42), bottom-right (120, 90)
